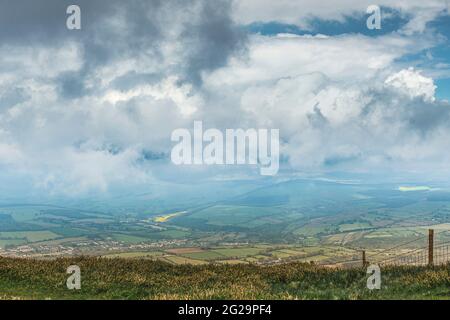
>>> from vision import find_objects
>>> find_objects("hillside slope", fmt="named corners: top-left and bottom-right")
top-left (0, 257), bottom-right (448, 300)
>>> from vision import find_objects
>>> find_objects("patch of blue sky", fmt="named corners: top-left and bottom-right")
top-left (244, 7), bottom-right (450, 101)
top-left (393, 47), bottom-right (450, 101)
top-left (380, 12), bottom-right (450, 101)
top-left (244, 7), bottom-right (409, 37)
top-left (428, 13), bottom-right (450, 39)
top-left (436, 78), bottom-right (450, 101)
top-left (395, 49), bottom-right (438, 69)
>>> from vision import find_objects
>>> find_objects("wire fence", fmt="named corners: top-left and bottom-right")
top-left (319, 229), bottom-right (450, 268)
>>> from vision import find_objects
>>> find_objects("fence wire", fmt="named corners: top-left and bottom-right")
top-left (319, 230), bottom-right (450, 268)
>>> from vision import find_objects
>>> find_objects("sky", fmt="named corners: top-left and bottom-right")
top-left (1, 0), bottom-right (450, 197)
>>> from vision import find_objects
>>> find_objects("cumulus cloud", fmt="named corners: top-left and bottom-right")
top-left (232, 0), bottom-right (448, 33)
top-left (0, 0), bottom-right (245, 194)
top-left (232, 70), bottom-right (450, 172)
top-left (200, 31), bottom-right (450, 174)
top-left (204, 33), bottom-right (434, 86)
top-left (385, 68), bottom-right (437, 102)
top-left (0, 0), bottom-right (449, 196)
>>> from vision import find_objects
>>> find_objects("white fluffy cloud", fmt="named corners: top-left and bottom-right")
top-left (235, 70), bottom-right (449, 171)
top-left (201, 31), bottom-right (450, 174)
top-left (204, 33), bottom-right (433, 87)
top-left (233, 0), bottom-right (448, 33)
top-left (0, 0), bottom-right (449, 196)
top-left (385, 68), bottom-right (437, 102)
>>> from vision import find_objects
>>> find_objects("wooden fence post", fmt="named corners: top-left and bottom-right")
top-left (428, 229), bottom-right (434, 266)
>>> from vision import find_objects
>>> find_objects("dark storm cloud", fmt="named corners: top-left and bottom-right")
top-left (406, 100), bottom-right (450, 135)
top-left (307, 103), bottom-right (328, 128)
top-left (0, 0), bottom-right (247, 97)
top-left (57, 71), bottom-right (90, 99)
top-left (0, 0), bottom-right (108, 43)
top-left (110, 71), bottom-right (162, 91)
top-left (363, 88), bottom-right (450, 137)
top-left (181, 0), bottom-right (248, 85)
top-left (0, 87), bottom-right (29, 110)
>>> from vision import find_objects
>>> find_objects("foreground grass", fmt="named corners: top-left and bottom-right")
top-left (0, 257), bottom-right (448, 300)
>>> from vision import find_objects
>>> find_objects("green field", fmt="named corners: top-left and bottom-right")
top-left (102, 251), bottom-right (164, 259)
top-left (0, 239), bottom-right (27, 248)
top-left (0, 257), bottom-right (448, 300)
top-left (0, 181), bottom-right (450, 267)
top-left (163, 255), bottom-right (207, 265)
top-left (211, 247), bottom-right (266, 258)
top-left (0, 231), bottom-right (60, 243)
top-left (183, 251), bottom-right (226, 261)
